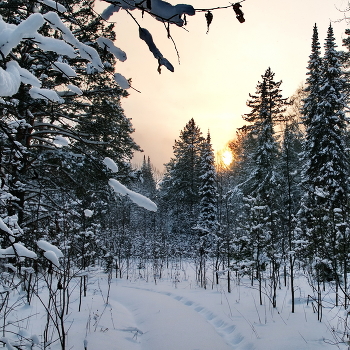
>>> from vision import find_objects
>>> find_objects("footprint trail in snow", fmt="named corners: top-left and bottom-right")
top-left (115, 284), bottom-right (255, 350)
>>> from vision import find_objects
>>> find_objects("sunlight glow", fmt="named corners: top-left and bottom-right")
top-left (222, 150), bottom-right (233, 166)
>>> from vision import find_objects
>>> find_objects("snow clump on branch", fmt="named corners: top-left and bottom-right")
top-left (101, 0), bottom-right (195, 26)
top-left (109, 179), bottom-right (157, 212)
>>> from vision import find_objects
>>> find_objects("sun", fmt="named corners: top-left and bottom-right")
top-left (221, 150), bottom-right (233, 166)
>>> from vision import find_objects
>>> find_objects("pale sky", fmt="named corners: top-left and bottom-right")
top-left (97, 0), bottom-right (349, 170)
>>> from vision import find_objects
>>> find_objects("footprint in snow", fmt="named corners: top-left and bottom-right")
top-left (231, 333), bottom-right (244, 345)
top-left (168, 293), bottom-right (256, 350)
top-left (223, 325), bottom-right (236, 334)
top-left (125, 286), bottom-right (255, 350)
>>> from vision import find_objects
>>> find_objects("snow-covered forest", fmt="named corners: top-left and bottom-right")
top-left (2, 0), bottom-right (350, 349)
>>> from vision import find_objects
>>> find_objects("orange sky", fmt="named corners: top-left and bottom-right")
top-left (97, 0), bottom-right (349, 170)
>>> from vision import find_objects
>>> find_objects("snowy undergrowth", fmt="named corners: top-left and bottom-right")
top-left (1, 262), bottom-right (349, 350)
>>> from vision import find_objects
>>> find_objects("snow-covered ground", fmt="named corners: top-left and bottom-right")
top-left (3, 262), bottom-right (348, 350)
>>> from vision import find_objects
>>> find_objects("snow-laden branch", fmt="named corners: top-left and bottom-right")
top-left (139, 27), bottom-right (174, 72)
top-left (0, 10), bottom-right (104, 97)
top-left (29, 87), bottom-right (62, 102)
top-left (101, 0), bottom-right (195, 27)
top-left (31, 125), bottom-right (113, 145)
top-left (96, 37), bottom-right (127, 62)
top-left (0, 13), bottom-right (45, 57)
top-left (0, 242), bottom-right (37, 259)
top-left (0, 61), bottom-right (21, 97)
top-left (104, 157), bottom-right (119, 172)
top-left (37, 240), bottom-right (64, 267)
top-left (37, 0), bottom-right (67, 13)
top-left (109, 178), bottom-right (157, 211)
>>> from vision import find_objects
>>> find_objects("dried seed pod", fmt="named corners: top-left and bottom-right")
top-left (232, 3), bottom-right (245, 23)
top-left (205, 11), bottom-right (213, 34)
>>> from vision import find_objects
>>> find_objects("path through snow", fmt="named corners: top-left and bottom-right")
top-left (65, 271), bottom-right (338, 350)
top-left (114, 284), bottom-right (251, 350)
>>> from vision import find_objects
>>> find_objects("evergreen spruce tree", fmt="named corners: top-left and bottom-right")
top-left (301, 24), bottom-right (323, 130)
top-left (296, 24), bottom-right (323, 266)
top-left (196, 132), bottom-right (218, 234)
top-left (130, 156), bottom-right (158, 268)
top-left (194, 131), bottom-right (219, 288)
top-left (160, 118), bottom-right (204, 253)
top-left (241, 67), bottom-right (287, 307)
top-left (299, 25), bottom-right (349, 303)
top-left (139, 156), bottom-right (157, 199)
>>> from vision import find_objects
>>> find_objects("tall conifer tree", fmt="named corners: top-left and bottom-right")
top-left (161, 118), bottom-right (204, 251)
top-left (241, 67), bottom-right (287, 306)
top-left (194, 132), bottom-right (218, 287)
top-left (196, 132), bottom-right (218, 234)
top-left (302, 24), bottom-right (322, 129)
top-left (299, 25), bottom-right (349, 292)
